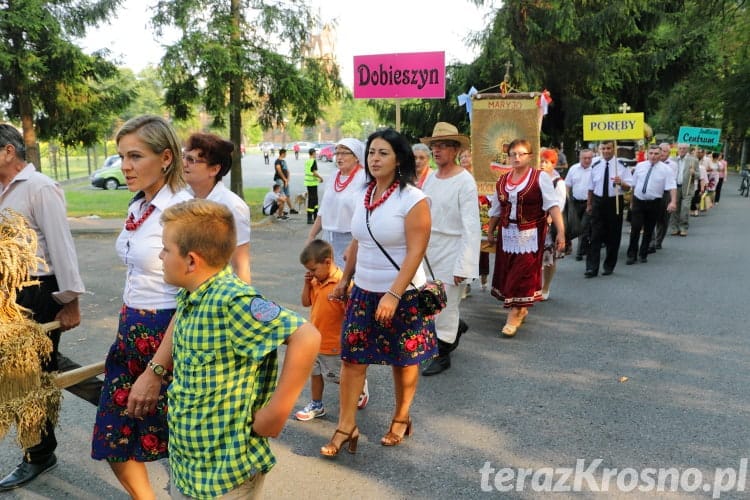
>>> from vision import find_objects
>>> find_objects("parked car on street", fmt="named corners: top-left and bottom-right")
top-left (317, 144), bottom-right (336, 162)
top-left (90, 155), bottom-right (124, 190)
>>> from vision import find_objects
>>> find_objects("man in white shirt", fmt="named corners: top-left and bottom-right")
top-left (262, 183), bottom-right (290, 219)
top-left (626, 145), bottom-right (677, 265)
top-left (565, 148), bottom-right (594, 261)
top-left (585, 141), bottom-right (633, 277)
top-left (650, 142), bottom-right (677, 252)
top-left (420, 122), bottom-right (479, 376)
top-left (0, 124), bottom-right (89, 491)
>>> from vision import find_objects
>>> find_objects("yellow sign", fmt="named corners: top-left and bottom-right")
top-left (583, 112), bottom-right (645, 141)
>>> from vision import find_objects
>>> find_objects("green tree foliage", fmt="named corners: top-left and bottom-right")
top-left (385, 1), bottom-right (748, 161)
top-left (0, 0), bottom-right (131, 170)
top-left (152, 0), bottom-right (343, 197)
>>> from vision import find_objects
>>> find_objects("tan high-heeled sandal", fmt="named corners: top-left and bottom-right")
top-left (381, 418), bottom-right (413, 446)
top-left (320, 426), bottom-right (359, 457)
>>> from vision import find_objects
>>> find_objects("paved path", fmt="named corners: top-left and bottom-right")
top-left (2, 173), bottom-right (749, 499)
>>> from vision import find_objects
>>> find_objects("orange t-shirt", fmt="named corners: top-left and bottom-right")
top-left (308, 267), bottom-right (347, 355)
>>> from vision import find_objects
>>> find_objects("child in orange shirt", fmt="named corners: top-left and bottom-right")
top-left (295, 240), bottom-right (369, 421)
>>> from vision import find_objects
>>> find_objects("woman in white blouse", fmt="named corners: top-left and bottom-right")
top-left (183, 132), bottom-right (251, 283)
top-left (306, 138), bottom-right (367, 268)
top-left (91, 115), bottom-right (191, 498)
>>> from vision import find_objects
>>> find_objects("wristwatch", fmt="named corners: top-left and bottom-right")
top-left (148, 360), bottom-right (167, 377)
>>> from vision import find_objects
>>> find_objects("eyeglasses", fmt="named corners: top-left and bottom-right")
top-left (182, 155), bottom-right (208, 166)
top-left (335, 150), bottom-right (354, 156)
top-left (508, 152), bottom-right (531, 158)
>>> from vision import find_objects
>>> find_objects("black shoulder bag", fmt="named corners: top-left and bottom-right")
top-left (365, 209), bottom-right (447, 316)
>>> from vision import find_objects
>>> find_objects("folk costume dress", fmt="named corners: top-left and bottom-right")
top-left (91, 185), bottom-right (191, 462)
top-left (342, 182), bottom-right (437, 366)
top-left (489, 168), bottom-right (560, 308)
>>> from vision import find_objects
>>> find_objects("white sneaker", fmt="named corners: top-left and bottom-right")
top-left (357, 380), bottom-right (369, 410)
top-left (295, 401), bottom-right (326, 421)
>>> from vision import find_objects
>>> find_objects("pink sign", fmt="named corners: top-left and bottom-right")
top-left (353, 51), bottom-right (445, 99)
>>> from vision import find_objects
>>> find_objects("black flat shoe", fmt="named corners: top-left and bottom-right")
top-left (602, 269), bottom-right (614, 276)
top-left (0, 455), bottom-right (57, 491)
top-left (422, 354), bottom-right (450, 376)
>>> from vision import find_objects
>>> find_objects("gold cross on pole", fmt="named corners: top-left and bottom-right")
top-left (619, 102), bottom-right (631, 113)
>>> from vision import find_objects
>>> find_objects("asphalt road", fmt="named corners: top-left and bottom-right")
top-left (2, 166), bottom-right (749, 499)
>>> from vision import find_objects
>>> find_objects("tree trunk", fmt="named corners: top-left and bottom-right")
top-left (228, 0), bottom-right (244, 199)
top-left (18, 90), bottom-right (41, 170)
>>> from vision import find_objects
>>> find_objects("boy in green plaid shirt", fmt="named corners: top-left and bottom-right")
top-left (159, 199), bottom-right (320, 498)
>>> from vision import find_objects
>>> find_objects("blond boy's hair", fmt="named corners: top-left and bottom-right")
top-left (161, 199), bottom-right (236, 267)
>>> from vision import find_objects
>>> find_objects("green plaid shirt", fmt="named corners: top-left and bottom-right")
top-left (168, 267), bottom-right (305, 498)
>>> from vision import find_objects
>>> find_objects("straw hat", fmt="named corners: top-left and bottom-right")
top-left (420, 122), bottom-right (470, 149)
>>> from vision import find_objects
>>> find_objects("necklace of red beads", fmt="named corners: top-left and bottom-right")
top-left (505, 168), bottom-right (531, 190)
top-left (364, 180), bottom-right (399, 211)
top-left (125, 203), bottom-right (156, 231)
top-left (334, 165), bottom-right (361, 192)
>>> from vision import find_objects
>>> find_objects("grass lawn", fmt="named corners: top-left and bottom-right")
top-left (65, 181), bottom-right (268, 219)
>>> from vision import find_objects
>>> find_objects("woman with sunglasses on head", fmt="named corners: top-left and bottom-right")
top-left (91, 115), bottom-right (191, 499)
top-left (486, 139), bottom-right (565, 338)
top-left (182, 132), bottom-right (251, 283)
top-left (306, 138), bottom-right (367, 269)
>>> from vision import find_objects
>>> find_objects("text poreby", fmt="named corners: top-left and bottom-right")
top-left (582, 112), bottom-right (645, 141)
top-left (479, 459), bottom-right (747, 498)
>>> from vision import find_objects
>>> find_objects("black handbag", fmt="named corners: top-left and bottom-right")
top-left (365, 209), bottom-right (447, 316)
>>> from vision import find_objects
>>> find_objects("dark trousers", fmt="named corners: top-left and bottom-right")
top-left (628, 198), bottom-right (661, 259)
top-left (16, 276), bottom-right (103, 464)
top-left (587, 195), bottom-right (624, 274)
top-left (690, 187), bottom-right (701, 211)
top-left (651, 193), bottom-right (670, 248)
top-left (573, 199), bottom-right (592, 257)
top-left (715, 177), bottom-right (724, 202)
top-left (306, 185), bottom-right (319, 220)
top-left (479, 250), bottom-right (490, 276)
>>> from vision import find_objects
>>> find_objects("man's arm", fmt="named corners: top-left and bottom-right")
top-left (252, 322), bottom-right (320, 437)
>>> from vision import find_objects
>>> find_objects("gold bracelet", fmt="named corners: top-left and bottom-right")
top-left (386, 289), bottom-right (401, 300)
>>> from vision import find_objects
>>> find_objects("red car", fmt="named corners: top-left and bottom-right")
top-left (317, 144), bottom-right (335, 162)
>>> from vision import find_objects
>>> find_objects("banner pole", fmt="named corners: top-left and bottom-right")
top-left (395, 99), bottom-right (401, 132)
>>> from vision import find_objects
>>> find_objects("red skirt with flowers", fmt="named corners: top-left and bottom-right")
top-left (91, 305), bottom-right (173, 462)
top-left (341, 286), bottom-right (437, 366)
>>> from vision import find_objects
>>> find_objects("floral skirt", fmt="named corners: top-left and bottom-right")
top-left (341, 286), bottom-right (437, 367)
top-left (91, 305), bottom-right (174, 462)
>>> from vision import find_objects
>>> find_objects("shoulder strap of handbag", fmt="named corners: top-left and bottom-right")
top-left (365, 209), bottom-right (436, 287)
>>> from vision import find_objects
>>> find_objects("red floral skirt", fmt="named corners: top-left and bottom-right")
top-left (91, 305), bottom-right (174, 462)
top-left (341, 286), bottom-right (437, 367)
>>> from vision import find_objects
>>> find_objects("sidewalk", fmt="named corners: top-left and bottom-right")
top-left (67, 211), bottom-right (307, 234)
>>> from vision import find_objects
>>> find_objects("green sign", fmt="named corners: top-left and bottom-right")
top-left (677, 126), bottom-right (721, 147)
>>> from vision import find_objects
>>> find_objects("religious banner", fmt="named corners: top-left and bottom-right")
top-left (470, 93), bottom-right (542, 195)
top-left (470, 93), bottom-right (544, 251)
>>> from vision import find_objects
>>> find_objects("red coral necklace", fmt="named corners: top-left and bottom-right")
top-left (364, 180), bottom-right (399, 211)
top-left (334, 165), bottom-right (361, 192)
top-left (506, 168), bottom-right (531, 190)
top-left (125, 203), bottom-right (156, 231)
